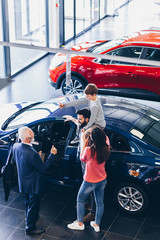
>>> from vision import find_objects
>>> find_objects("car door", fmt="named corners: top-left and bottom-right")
top-left (62, 122), bottom-right (83, 186)
top-left (105, 129), bottom-right (132, 186)
top-left (91, 46), bottom-right (142, 91)
top-left (137, 48), bottom-right (160, 95)
top-left (0, 133), bottom-right (16, 169)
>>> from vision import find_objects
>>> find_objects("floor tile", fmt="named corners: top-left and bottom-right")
top-left (7, 228), bottom-right (40, 240)
top-left (39, 234), bottom-right (64, 240)
top-left (144, 202), bottom-right (160, 226)
top-left (0, 189), bottom-right (19, 206)
top-left (71, 227), bottom-right (106, 240)
top-left (103, 232), bottom-right (134, 240)
top-left (40, 200), bottom-right (66, 218)
top-left (46, 219), bottom-right (76, 240)
top-left (0, 207), bottom-right (24, 227)
top-left (109, 217), bottom-right (142, 238)
top-left (118, 211), bottom-right (147, 223)
top-left (0, 223), bottom-right (16, 240)
top-left (56, 206), bottom-right (77, 222)
top-left (0, 205), bottom-right (5, 213)
top-left (136, 223), bottom-right (160, 240)
top-left (8, 193), bottom-right (25, 211)
top-left (18, 215), bottom-right (54, 231)
top-left (100, 213), bottom-right (118, 231)
top-left (43, 185), bottom-right (76, 204)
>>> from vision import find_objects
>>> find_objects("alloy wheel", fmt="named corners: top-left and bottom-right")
top-left (117, 186), bottom-right (144, 212)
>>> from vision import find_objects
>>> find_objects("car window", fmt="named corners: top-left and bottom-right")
top-left (94, 58), bottom-right (110, 65)
top-left (30, 121), bottom-right (70, 164)
top-left (141, 48), bottom-right (160, 61)
top-left (105, 129), bottom-right (131, 152)
top-left (91, 38), bottom-right (125, 54)
top-left (107, 47), bottom-right (142, 65)
top-left (130, 110), bottom-right (160, 150)
top-left (129, 141), bottom-right (142, 153)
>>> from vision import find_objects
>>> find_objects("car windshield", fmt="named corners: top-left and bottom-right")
top-left (91, 38), bottom-right (125, 54)
top-left (5, 100), bottom-right (59, 131)
top-left (130, 108), bottom-right (160, 150)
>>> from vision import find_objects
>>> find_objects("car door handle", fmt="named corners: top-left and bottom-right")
top-left (127, 72), bottom-right (135, 77)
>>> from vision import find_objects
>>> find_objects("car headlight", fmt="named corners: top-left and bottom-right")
top-left (49, 54), bottom-right (66, 70)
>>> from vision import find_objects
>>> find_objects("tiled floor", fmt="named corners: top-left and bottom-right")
top-left (1, 178), bottom-right (160, 240)
top-left (0, 0), bottom-right (160, 239)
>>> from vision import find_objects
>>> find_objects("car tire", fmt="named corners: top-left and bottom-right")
top-left (61, 76), bottom-right (86, 95)
top-left (114, 182), bottom-right (149, 215)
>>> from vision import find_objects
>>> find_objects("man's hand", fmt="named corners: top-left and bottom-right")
top-left (63, 115), bottom-right (74, 122)
top-left (63, 115), bottom-right (78, 125)
top-left (59, 102), bottom-right (65, 109)
top-left (51, 145), bottom-right (57, 155)
top-left (38, 151), bottom-right (42, 158)
top-left (81, 128), bottom-right (86, 132)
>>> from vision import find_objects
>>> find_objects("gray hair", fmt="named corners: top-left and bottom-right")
top-left (18, 126), bottom-right (32, 141)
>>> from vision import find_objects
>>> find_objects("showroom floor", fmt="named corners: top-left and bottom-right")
top-left (1, 178), bottom-right (160, 240)
top-left (0, 0), bottom-right (160, 239)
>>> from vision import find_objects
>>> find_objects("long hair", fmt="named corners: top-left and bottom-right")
top-left (90, 128), bottom-right (110, 164)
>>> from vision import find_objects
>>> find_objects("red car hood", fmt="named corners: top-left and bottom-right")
top-left (71, 40), bottom-right (106, 52)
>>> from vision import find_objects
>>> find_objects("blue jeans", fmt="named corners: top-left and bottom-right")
top-left (77, 178), bottom-right (107, 225)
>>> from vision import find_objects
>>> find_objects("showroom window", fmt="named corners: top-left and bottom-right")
top-left (64, 0), bottom-right (74, 41)
top-left (64, 0), bottom-right (108, 43)
top-left (7, 0), bottom-right (47, 75)
top-left (0, 0), bottom-right (110, 78)
top-left (75, 0), bottom-right (92, 37)
top-left (0, 0), bottom-right (5, 78)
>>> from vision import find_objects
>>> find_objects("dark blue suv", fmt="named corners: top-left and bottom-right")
top-left (0, 94), bottom-right (160, 215)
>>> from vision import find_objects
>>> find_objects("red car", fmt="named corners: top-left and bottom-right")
top-left (49, 30), bottom-right (160, 100)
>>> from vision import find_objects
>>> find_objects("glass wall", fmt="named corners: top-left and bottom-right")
top-left (100, 0), bottom-right (108, 18)
top-left (92, 0), bottom-right (99, 24)
top-left (76, 0), bottom-right (92, 33)
top-left (0, 0), bottom-right (110, 79)
top-left (84, 0), bottom-right (92, 29)
top-left (8, 0), bottom-right (46, 46)
top-left (64, 0), bottom-right (74, 41)
top-left (0, 0), bottom-right (5, 79)
top-left (8, 0), bottom-right (47, 75)
top-left (75, 0), bottom-right (84, 35)
top-left (64, 0), bottom-right (107, 42)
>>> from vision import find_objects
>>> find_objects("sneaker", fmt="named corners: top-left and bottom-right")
top-left (83, 212), bottom-right (95, 222)
top-left (90, 221), bottom-right (100, 232)
top-left (71, 136), bottom-right (79, 144)
top-left (67, 220), bottom-right (85, 230)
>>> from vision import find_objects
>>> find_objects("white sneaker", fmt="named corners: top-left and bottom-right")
top-left (90, 221), bottom-right (100, 232)
top-left (67, 220), bottom-right (85, 230)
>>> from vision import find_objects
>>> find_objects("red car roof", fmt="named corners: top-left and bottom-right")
top-left (123, 30), bottom-right (160, 46)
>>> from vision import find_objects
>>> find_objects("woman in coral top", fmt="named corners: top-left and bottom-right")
top-left (67, 127), bottom-right (110, 232)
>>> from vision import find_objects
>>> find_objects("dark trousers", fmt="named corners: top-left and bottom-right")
top-left (25, 193), bottom-right (41, 230)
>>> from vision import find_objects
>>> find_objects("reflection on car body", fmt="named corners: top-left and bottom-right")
top-left (0, 94), bottom-right (160, 215)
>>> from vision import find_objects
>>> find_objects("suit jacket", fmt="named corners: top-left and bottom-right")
top-left (12, 142), bottom-right (55, 195)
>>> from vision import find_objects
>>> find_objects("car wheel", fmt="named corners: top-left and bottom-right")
top-left (114, 182), bottom-right (149, 215)
top-left (61, 76), bottom-right (86, 95)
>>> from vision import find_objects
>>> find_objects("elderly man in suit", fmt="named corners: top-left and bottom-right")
top-left (12, 126), bottom-right (57, 235)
